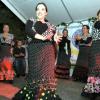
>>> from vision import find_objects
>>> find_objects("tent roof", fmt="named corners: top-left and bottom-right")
top-left (1, 0), bottom-right (100, 24)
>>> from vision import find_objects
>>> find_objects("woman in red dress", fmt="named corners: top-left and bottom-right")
top-left (0, 24), bottom-right (14, 83)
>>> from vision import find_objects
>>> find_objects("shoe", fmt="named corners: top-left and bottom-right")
top-left (81, 92), bottom-right (89, 97)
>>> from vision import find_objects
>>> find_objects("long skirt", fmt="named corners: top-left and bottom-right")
top-left (72, 46), bottom-right (90, 82)
top-left (81, 40), bottom-right (100, 99)
top-left (26, 42), bottom-right (56, 89)
top-left (12, 42), bottom-right (62, 100)
top-left (55, 50), bottom-right (71, 79)
top-left (0, 45), bottom-right (14, 80)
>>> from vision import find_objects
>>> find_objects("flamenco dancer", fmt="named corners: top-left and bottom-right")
top-left (81, 10), bottom-right (100, 100)
top-left (13, 2), bottom-right (62, 100)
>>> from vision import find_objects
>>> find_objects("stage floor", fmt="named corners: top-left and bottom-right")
top-left (0, 77), bottom-right (100, 100)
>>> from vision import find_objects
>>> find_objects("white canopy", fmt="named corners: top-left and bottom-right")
top-left (1, 0), bottom-right (100, 24)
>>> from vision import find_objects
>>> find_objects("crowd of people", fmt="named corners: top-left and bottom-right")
top-left (0, 2), bottom-right (100, 100)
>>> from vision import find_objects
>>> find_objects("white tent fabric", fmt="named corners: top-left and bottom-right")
top-left (1, 0), bottom-right (100, 24)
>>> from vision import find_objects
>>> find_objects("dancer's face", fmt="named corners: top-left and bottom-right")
top-left (3, 25), bottom-right (9, 33)
top-left (36, 4), bottom-right (48, 20)
top-left (82, 26), bottom-right (89, 34)
top-left (97, 13), bottom-right (100, 21)
top-left (63, 31), bottom-right (68, 37)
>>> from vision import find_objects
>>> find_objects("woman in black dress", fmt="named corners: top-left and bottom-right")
top-left (0, 24), bottom-right (14, 82)
top-left (55, 29), bottom-right (71, 79)
top-left (13, 3), bottom-right (62, 100)
top-left (81, 10), bottom-right (100, 100)
top-left (73, 25), bottom-right (92, 82)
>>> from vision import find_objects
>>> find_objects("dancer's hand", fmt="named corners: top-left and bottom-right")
top-left (75, 35), bottom-right (81, 40)
top-left (44, 34), bottom-right (53, 40)
top-left (54, 33), bottom-right (62, 44)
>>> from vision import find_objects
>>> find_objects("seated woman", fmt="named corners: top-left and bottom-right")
top-left (72, 25), bottom-right (92, 82)
top-left (0, 24), bottom-right (14, 83)
top-left (55, 29), bottom-right (71, 79)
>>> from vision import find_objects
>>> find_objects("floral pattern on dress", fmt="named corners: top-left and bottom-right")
top-left (83, 76), bottom-right (100, 93)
